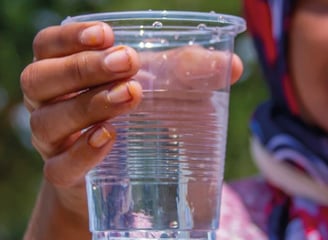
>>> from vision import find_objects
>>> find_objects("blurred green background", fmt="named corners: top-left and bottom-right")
top-left (0, 0), bottom-right (268, 239)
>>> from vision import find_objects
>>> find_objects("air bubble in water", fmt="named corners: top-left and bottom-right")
top-left (188, 37), bottom-right (195, 45)
top-left (169, 221), bottom-right (178, 228)
top-left (152, 21), bottom-right (163, 28)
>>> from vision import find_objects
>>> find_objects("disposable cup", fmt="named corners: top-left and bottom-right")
top-left (63, 10), bottom-right (246, 240)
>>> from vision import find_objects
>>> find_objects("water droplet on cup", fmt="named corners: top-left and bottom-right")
top-left (197, 24), bottom-right (207, 30)
top-left (218, 15), bottom-right (225, 21)
top-left (152, 21), bottom-right (163, 28)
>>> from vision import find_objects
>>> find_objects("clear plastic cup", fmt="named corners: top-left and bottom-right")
top-left (63, 11), bottom-right (245, 240)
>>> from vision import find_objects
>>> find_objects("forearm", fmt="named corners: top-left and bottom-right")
top-left (24, 180), bottom-right (91, 240)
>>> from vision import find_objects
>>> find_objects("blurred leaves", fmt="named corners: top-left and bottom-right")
top-left (0, 0), bottom-right (266, 239)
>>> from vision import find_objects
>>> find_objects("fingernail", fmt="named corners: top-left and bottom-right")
top-left (104, 47), bottom-right (131, 73)
top-left (80, 25), bottom-right (105, 46)
top-left (88, 127), bottom-right (112, 148)
top-left (107, 82), bottom-right (133, 104)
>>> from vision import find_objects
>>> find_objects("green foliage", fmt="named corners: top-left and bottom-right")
top-left (0, 1), bottom-right (266, 239)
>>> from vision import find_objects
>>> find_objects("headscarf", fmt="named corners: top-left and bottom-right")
top-left (245, 0), bottom-right (328, 239)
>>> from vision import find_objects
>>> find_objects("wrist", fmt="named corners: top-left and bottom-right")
top-left (24, 179), bottom-right (91, 240)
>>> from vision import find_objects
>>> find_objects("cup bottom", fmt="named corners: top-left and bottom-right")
top-left (92, 230), bottom-right (216, 240)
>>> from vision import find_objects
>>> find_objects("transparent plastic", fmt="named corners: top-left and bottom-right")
top-left (63, 11), bottom-right (246, 240)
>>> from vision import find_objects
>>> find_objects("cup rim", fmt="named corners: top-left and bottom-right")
top-left (62, 10), bottom-right (246, 34)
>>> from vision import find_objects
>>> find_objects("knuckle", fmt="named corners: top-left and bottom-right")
top-left (69, 53), bottom-right (89, 84)
top-left (29, 110), bottom-right (42, 137)
top-left (30, 110), bottom-right (54, 145)
top-left (32, 29), bottom-right (47, 58)
top-left (20, 64), bottom-right (37, 100)
top-left (31, 132), bottom-right (55, 160)
top-left (32, 34), bottom-right (41, 55)
top-left (31, 135), bottom-right (43, 155)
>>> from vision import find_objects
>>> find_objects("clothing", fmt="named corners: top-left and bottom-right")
top-left (218, 181), bottom-right (268, 240)
top-left (245, 0), bottom-right (328, 239)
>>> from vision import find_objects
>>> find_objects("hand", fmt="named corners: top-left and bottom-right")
top-left (21, 22), bottom-right (143, 239)
top-left (21, 21), bottom-right (243, 240)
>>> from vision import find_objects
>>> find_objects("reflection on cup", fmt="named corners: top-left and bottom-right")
top-left (63, 11), bottom-right (245, 240)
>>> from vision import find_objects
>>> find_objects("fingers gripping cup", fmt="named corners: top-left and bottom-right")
top-left (63, 11), bottom-right (245, 240)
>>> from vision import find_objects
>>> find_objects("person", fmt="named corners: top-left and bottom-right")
top-left (243, 0), bottom-right (328, 239)
top-left (20, 20), bottom-right (244, 240)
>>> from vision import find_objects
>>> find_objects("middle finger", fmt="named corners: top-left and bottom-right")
top-left (21, 45), bottom-right (140, 104)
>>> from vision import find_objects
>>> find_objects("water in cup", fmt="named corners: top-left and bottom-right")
top-left (87, 89), bottom-right (229, 240)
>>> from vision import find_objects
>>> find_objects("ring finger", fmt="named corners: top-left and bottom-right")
top-left (31, 80), bottom-right (142, 158)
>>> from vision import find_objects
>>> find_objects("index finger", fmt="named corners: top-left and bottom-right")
top-left (33, 22), bottom-right (114, 60)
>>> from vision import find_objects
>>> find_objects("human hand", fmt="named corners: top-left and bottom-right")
top-left (21, 22), bottom-right (143, 240)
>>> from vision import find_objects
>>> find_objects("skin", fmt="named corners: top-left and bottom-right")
top-left (289, 0), bottom-right (328, 132)
top-left (251, 0), bottom-right (328, 205)
top-left (21, 22), bottom-right (243, 240)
